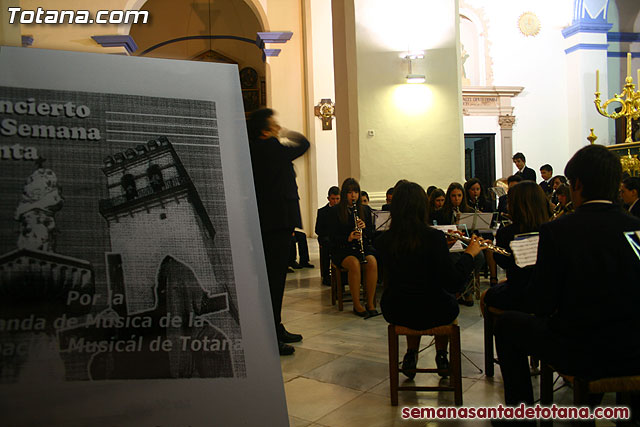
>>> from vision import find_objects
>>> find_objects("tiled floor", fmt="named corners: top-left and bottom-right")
top-left (281, 240), bottom-right (615, 426)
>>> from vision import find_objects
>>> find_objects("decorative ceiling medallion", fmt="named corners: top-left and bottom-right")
top-left (518, 12), bottom-right (540, 37)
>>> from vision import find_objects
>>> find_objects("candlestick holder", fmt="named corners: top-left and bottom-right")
top-left (595, 63), bottom-right (640, 143)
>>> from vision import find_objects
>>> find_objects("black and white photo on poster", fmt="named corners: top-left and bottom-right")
top-left (0, 86), bottom-right (246, 382)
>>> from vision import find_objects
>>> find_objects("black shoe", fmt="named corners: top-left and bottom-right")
top-left (353, 307), bottom-right (368, 317)
top-left (277, 324), bottom-right (302, 343)
top-left (278, 341), bottom-right (295, 356)
top-left (401, 349), bottom-right (418, 380)
top-left (321, 278), bottom-right (331, 286)
top-left (301, 262), bottom-right (314, 268)
top-left (435, 350), bottom-right (450, 378)
top-left (365, 305), bottom-right (380, 318)
top-left (290, 262), bottom-right (303, 269)
top-left (287, 267), bottom-right (295, 273)
top-left (457, 297), bottom-right (474, 307)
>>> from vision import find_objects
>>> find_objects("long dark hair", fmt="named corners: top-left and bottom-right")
top-left (389, 181), bottom-right (429, 253)
top-left (464, 178), bottom-right (488, 210)
top-left (440, 182), bottom-right (471, 223)
top-left (337, 178), bottom-right (364, 224)
top-left (508, 181), bottom-right (550, 233)
top-left (428, 188), bottom-right (445, 213)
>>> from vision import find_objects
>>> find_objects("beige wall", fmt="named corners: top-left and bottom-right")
top-left (1, 0), bottom-right (22, 46)
top-left (355, 0), bottom-right (465, 196)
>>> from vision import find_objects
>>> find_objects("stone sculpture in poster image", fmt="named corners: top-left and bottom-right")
top-left (0, 136), bottom-right (246, 382)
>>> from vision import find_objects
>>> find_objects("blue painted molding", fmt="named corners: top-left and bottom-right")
top-left (92, 35), bottom-right (137, 54)
top-left (573, 0), bottom-right (610, 24)
top-left (264, 49), bottom-right (281, 57)
top-left (607, 52), bottom-right (640, 58)
top-left (564, 43), bottom-right (609, 54)
top-left (21, 35), bottom-right (33, 47)
top-left (562, 22), bottom-right (613, 38)
top-left (607, 32), bottom-right (640, 43)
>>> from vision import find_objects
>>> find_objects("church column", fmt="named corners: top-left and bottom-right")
top-left (331, 0), bottom-right (360, 182)
top-left (562, 0), bottom-right (611, 153)
top-left (498, 115), bottom-right (516, 176)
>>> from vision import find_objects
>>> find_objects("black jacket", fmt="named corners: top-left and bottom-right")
top-left (249, 134), bottom-right (309, 232)
top-left (515, 166), bottom-right (536, 182)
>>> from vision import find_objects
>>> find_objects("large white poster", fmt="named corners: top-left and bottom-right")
top-left (0, 46), bottom-right (288, 426)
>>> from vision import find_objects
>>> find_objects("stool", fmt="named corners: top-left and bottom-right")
top-left (540, 364), bottom-right (640, 426)
top-left (387, 324), bottom-right (463, 406)
top-left (330, 261), bottom-right (365, 311)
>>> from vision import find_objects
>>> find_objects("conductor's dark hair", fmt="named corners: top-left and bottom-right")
top-left (564, 144), bottom-right (622, 202)
top-left (507, 175), bottom-right (523, 185)
top-left (386, 187), bottom-right (395, 196)
top-left (623, 177), bottom-right (640, 194)
top-left (540, 164), bottom-right (553, 172)
top-left (512, 152), bottom-right (526, 162)
top-left (247, 108), bottom-right (274, 141)
top-left (328, 186), bottom-right (340, 197)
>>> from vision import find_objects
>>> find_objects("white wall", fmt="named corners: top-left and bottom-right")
top-left (354, 0), bottom-right (465, 193)
top-left (462, 0), bottom-right (574, 177)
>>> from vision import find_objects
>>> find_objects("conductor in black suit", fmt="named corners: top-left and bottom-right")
top-left (494, 144), bottom-right (640, 407)
top-left (248, 108), bottom-right (309, 356)
top-left (512, 152), bottom-right (536, 182)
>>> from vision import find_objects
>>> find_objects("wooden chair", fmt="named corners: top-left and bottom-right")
top-left (387, 324), bottom-right (463, 406)
top-left (330, 261), bottom-right (365, 311)
top-left (540, 364), bottom-right (640, 426)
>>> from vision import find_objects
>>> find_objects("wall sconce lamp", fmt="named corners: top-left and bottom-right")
top-left (404, 53), bottom-right (425, 84)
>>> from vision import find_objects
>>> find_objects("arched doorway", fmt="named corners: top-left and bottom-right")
top-left (129, 0), bottom-right (267, 115)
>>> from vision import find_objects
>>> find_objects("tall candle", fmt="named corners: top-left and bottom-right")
top-left (596, 69), bottom-right (599, 92)
top-left (628, 52), bottom-right (632, 78)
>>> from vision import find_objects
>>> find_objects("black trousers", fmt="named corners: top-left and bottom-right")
top-left (289, 230), bottom-right (310, 264)
top-left (261, 228), bottom-right (292, 328)
top-left (494, 312), bottom-right (567, 405)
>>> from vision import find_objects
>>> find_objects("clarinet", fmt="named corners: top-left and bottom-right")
top-left (352, 202), bottom-right (368, 264)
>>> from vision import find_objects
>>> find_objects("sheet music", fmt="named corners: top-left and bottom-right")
top-left (373, 210), bottom-right (391, 231)
top-left (432, 225), bottom-right (464, 252)
top-left (624, 230), bottom-right (640, 261)
top-left (509, 233), bottom-right (540, 268)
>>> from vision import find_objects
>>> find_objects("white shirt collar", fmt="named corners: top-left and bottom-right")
top-left (583, 200), bottom-right (613, 205)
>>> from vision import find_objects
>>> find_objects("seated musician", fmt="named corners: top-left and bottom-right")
top-left (494, 145), bottom-right (640, 407)
top-left (551, 183), bottom-right (573, 219)
top-left (496, 175), bottom-right (523, 219)
top-left (621, 176), bottom-right (640, 218)
top-left (375, 181), bottom-right (482, 378)
top-left (434, 182), bottom-right (484, 306)
top-left (328, 178), bottom-right (379, 317)
top-left (315, 186), bottom-right (340, 286)
top-left (465, 178), bottom-right (499, 286)
top-left (427, 188), bottom-right (445, 225)
top-left (483, 181), bottom-right (550, 313)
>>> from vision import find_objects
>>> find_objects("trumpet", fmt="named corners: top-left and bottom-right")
top-left (352, 201), bottom-right (368, 264)
top-left (443, 231), bottom-right (511, 257)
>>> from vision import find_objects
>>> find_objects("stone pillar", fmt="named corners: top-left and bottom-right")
top-left (499, 115), bottom-right (516, 177)
top-left (331, 0), bottom-right (360, 183)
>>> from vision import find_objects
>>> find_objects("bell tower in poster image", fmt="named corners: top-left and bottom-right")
top-left (95, 136), bottom-right (244, 379)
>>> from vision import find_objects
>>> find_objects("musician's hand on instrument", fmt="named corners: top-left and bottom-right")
top-left (348, 230), bottom-right (361, 242)
top-left (356, 219), bottom-right (366, 230)
top-left (464, 235), bottom-right (483, 257)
